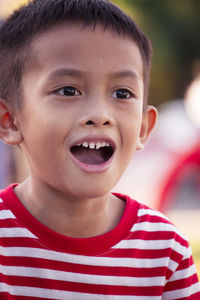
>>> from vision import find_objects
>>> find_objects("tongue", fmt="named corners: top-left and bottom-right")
top-left (72, 147), bottom-right (105, 165)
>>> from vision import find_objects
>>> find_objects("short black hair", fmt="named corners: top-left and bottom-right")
top-left (0, 0), bottom-right (152, 107)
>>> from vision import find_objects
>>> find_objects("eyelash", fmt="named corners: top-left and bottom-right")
top-left (54, 86), bottom-right (135, 100)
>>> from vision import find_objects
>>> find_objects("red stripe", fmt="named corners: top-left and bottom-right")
top-left (0, 219), bottom-right (22, 228)
top-left (164, 274), bottom-right (199, 292)
top-left (0, 274), bottom-right (164, 296)
top-left (0, 238), bottom-right (39, 247)
top-left (0, 294), bottom-right (47, 300)
top-left (177, 256), bottom-right (195, 271)
top-left (107, 247), bottom-right (183, 262)
top-left (128, 230), bottom-right (185, 241)
top-left (0, 255), bottom-right (169, 277)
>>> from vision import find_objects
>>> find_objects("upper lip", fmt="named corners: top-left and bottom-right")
top-left (69, 135), bottom-right (116, 151)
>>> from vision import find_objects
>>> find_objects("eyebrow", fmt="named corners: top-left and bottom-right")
top-left (110, 70), bottom-right (140, 81)
top-left (47, 68), bottom-right (86, 81)
top-left (47, 68), bottom-right (140, 82)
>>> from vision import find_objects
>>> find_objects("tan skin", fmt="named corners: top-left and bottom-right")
top-left (0, 23), bottom-right (157, 238)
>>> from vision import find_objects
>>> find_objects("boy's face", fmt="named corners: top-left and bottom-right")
top-left (16, 22), bottom-right (156, 200)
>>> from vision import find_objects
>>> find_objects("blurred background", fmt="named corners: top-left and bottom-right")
top-left (0, 0), bottom-right (200, 276)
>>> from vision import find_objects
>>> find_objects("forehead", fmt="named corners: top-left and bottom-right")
top-left (26, 22), bottom-right (144, 85)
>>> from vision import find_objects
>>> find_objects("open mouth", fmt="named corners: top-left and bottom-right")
top-left (70, 142), bottom-right (114, 165)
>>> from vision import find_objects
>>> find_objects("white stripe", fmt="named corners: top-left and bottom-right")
top-left (1, 265), bottom-right (165, 287)
top-left (131, 221), bottom-right (177, 232)
top-left (183, 249), bottom-right (192, 260)
top-left (138, 208), bottom-right (169, 220)
top-left (0, 228), bottom-right (37, 238)
top-left (0, 198), bottom-right (3, 203)
top-left (168, 264), bottom-right (197, 281)
top-left (113, 239), bottom-right (187, 253)
top-left (0, 210), bottom-right (16, 219)
top-left (131, 221), bottom-right (188, 238)
top-left (0, 246), bottom-right (173, 269)
top-left (162, 281), bottom-right (200, 299)
top-left (0, 282), bottom-right (161, 299)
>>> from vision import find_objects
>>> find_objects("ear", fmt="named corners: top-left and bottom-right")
top-left (136, 106), bottom-right (158, 150)
top-left (0, 99), bottom-right (23, 145)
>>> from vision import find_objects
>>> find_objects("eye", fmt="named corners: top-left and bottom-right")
top-left (56, 86), bottom-right (81, 96)
top-left (112, 88), bottom-right (135, 99)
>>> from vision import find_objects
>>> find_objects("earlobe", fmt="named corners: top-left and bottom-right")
top-left (137, 106), bottom-right (158, 150)
top-left (0, 100), bottom-right (23, 145)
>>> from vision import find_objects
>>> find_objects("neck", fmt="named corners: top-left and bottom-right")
top-left (14, 177), bottom-right (125, 238)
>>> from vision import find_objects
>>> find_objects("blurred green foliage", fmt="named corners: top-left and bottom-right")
top-left (112, 0), bottom-right (200, 107)
top-left (190, 241), bottom-right (200, 278)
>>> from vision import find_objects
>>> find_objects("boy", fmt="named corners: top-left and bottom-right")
top-left (0, 0), bottom-right (199, 298)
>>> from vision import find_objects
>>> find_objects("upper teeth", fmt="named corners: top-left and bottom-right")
top-left (77, 141), bottom-right (110, 149)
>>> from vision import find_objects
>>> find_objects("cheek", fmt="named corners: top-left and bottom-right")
top-left (120, 113), bottom-right (142, 158)
top-left (122, 109), bottom-right (142, 138)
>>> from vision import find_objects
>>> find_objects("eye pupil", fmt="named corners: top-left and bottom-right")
top-left (116, 89), bottom-right (129, 99)
top-left (63, 87), bottom-right (76, 96)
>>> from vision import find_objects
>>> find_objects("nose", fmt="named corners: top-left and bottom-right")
top-left (79, 95), bottom-right (115, 127)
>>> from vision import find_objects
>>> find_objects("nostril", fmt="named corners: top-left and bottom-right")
top-left (85, 120), bottom-right (110, 126)
top-left (86, 120), bottom-right (94, 125)
top-left (103, 121), bottom-right (109, 125)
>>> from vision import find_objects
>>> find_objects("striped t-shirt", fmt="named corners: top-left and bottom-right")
top-left (0, 184), bottom-right (199, 299)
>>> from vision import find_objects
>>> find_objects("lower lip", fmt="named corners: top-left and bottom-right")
top-left (70, 153), bottom-right (114, 173)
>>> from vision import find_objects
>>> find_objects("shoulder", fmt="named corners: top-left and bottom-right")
top-left (135, 200), bottom-right (188, 242)
top-left (0, 184), bottom-right (18, 220)
top-left (115, 193), bottom-right (190, 261)
top-left (135, 200), bottom-right (189, 250)
top-left (120, 192), bottom-right (187, 239)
